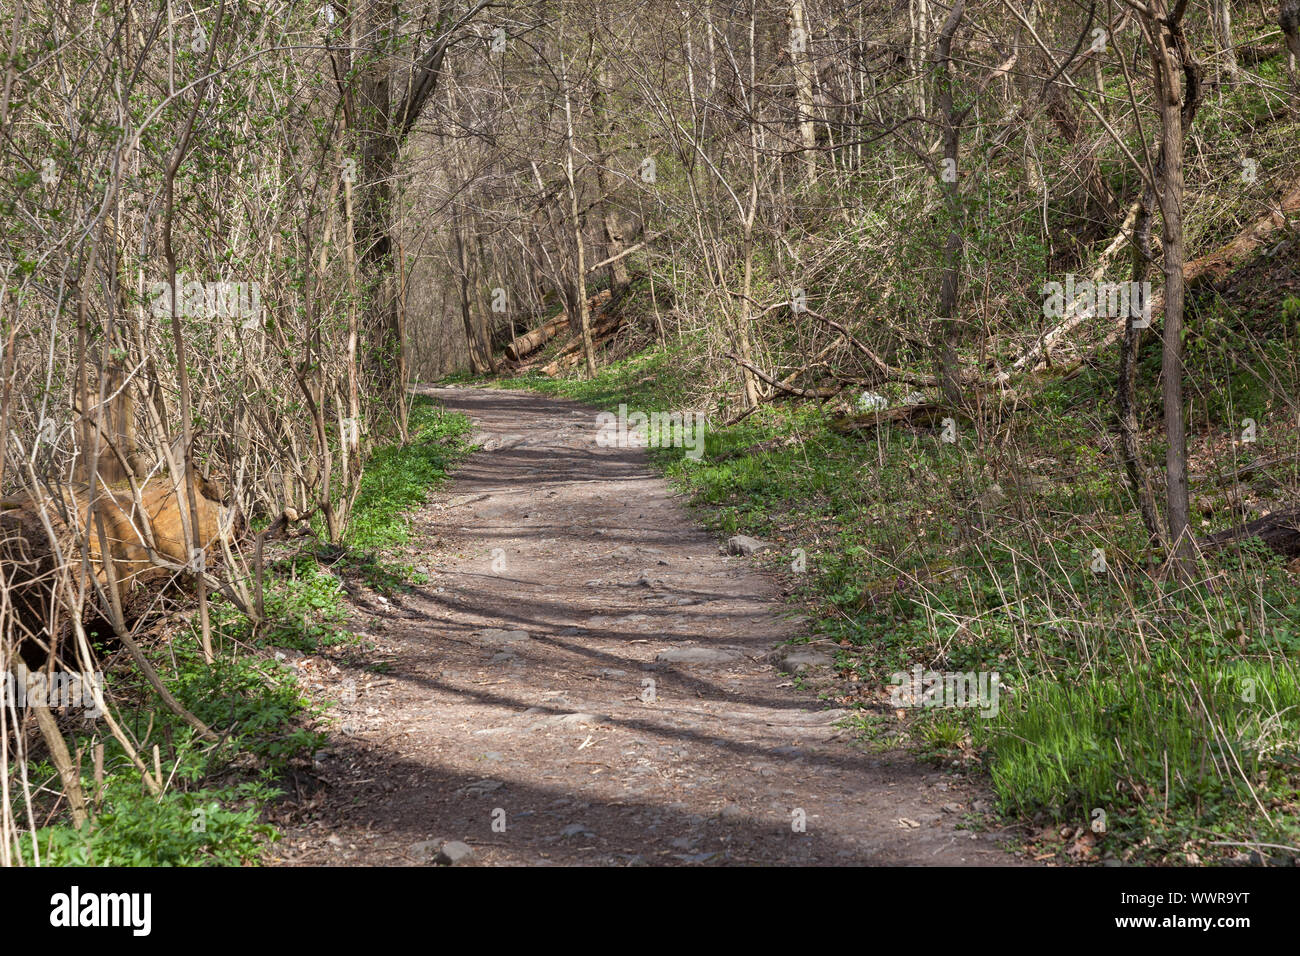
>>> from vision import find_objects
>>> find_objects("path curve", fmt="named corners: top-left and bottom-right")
top-left (274, 386), bottom-right (1021, 866)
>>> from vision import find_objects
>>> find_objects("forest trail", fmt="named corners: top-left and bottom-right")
top-left (274, 387), bottom-right (1020, 866)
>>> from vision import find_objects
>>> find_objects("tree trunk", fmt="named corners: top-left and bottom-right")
top-left (1147, 4), bottom-right (1201, 578)
top-left (454, 212), bottom-right (491, 375)
top-left (1118, 189), bottom-right (1165, 544)
top-left (932, 2), bottom-right (967, 410)
top-left (790, 0), bottom-right (817, 184)
top-left (561, 51), bottom-right (597, 378)
top-left (593, 63), bottom-right (631, 303)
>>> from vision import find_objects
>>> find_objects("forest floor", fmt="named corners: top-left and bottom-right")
top-left (270, 386), bottom-right (1025, 866)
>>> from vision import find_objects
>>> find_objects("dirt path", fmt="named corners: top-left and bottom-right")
top-left (272, 386), bottom-right (1021, 866)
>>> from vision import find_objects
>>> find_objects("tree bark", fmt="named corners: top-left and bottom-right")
top-left (932, 1), bottom-right (967, 410)
top-left (1145, 2), bottom-right (1201, 578)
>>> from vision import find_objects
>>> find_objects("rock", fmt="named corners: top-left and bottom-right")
top-left (772, 644), bottom-right (835, 672)
top-left (726, 535), bottom-right (771, 556)
top-left (477, 628), bottom-right (531, 646)
top-left (561, 824), bottom-right (595, 839)
top-left (555, 712), bottom-right (609, 726)
top-left (611, 545), bottom-right (664, 561)
top-left (655, 646), bottom-right (744, 664)
top-left (717, 804), bottom-right (744, 824)
top-left (435, 841), bottom-right (475, 865)
top-left (409, 840), bottom-right (441, 861)
top-left (456, 778), bottom-right (504, 797)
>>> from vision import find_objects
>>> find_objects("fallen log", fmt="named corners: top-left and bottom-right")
top-left (505, 314), bottom-right (569, 362)
top-left (538, 314), bottom-right (624, 375)
top-left (1200, 507), bottom-right (1300, 559)
top-left (540, 350), bottom-right (585, 376)
top-left (828, 402), bottom-right (957, 433)
top-left (1, 480), bottom-right (234, 654)
top-left (1016, 179), bottom-right (1300, 378)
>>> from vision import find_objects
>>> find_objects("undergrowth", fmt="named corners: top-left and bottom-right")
top-left (9, 396), bottom-right (472, 865)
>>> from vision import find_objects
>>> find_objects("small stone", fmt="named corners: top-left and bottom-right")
top-left (435, 841), bottom-right (475, 865)
top-left (477, 628), bottom-right (531, 646)
top-left (409, 839), bottom-right (440, 860)
top-left (725, 535), bottom-right (770, 556)
top-left (556, 712), bottom-right (608, 726)
top-left (656, 646), bottom-right (744, 665)
top-left (772, 644), bottom-right (834, 672)
top-left (456, 778), bottom-right (504, 797)
top-left (718, 804), bottom-right (744, 823)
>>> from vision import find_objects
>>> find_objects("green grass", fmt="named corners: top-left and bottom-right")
top-left (977, 654), bottom-right (1300, 820)
top-left (16, 646), bottom-right (311, 866)
top-left (488, 289), bottom-right (1300, 862)
top-left (346, 398), bottom-right (474, 552)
